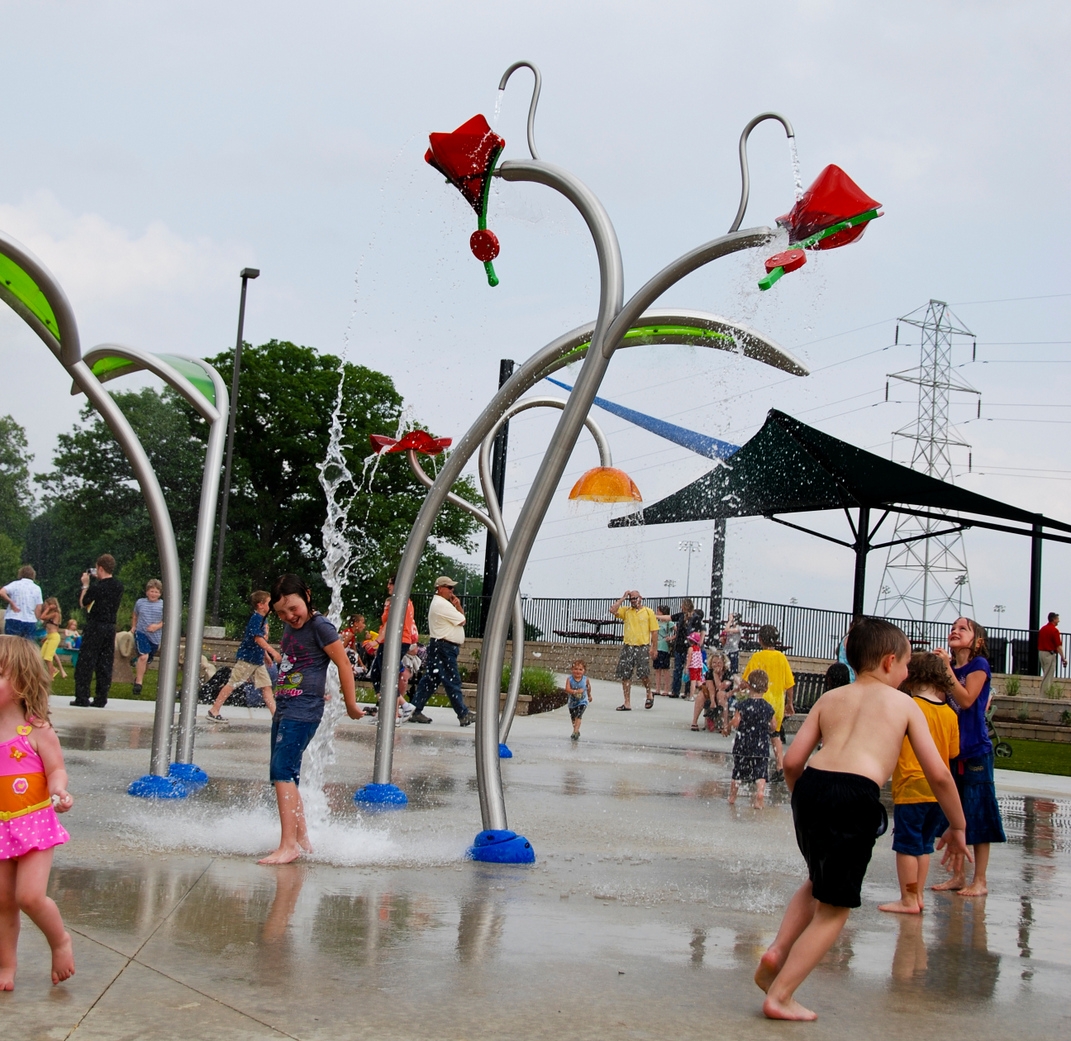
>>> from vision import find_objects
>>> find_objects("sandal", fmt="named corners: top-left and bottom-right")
top-left (690, 723), bottom-right (701, 731)
top-left (644, 697), bottom-right (654, 710)
top-left (616, 704), bottom-right (631, 711)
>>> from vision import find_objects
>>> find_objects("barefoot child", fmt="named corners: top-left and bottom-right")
top-left (259, 575), bottom-right (363, 865)
top-left (39, 598), bottom-right (66, 680)
top-left (755, 617), bottom-right (969, 1021)
top-left (0, 635), bottom-right (75, 988)
top-left (728, 670), bottom-right (775, 807)
top-left (878, 653), bottom-right (960, 914)
top-left (566, 659), bottom-right (592, 741)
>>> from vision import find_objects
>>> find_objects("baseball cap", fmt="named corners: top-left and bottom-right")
top-left (434, 575), bottom-right (457, 588)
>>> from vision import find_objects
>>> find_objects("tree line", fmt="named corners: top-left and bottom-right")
top-left (4, 340), bottom-right (483, 635)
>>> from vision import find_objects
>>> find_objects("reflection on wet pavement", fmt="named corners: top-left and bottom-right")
top-left (6, 706), bottom-right (1070, 1039)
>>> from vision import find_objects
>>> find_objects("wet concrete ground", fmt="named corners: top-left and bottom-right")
top-left (6, 680), bottom-right (1071, 1039)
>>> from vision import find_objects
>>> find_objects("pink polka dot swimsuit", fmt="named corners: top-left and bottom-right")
top-left (0, 725), bottom-right (69, 858)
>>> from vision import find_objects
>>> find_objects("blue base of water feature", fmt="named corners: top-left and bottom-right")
top-left (353, 783), bottom-right (408, 808)
top-left (498, 743), bottom-right (513, 759)
top-left (127, 773), bottom-right (188, 799)
top-left (468, 829), bottom-right (535, 864)
top-left (168, 762), bottom-right (208, 790)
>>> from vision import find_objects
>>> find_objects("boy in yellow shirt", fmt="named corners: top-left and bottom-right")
top-left (741, 625), bottom-right (795, 779)
top-left (878, 652), bottom-right (960, 914)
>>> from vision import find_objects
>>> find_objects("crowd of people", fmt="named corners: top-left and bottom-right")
top-left (0, 562), bottom-right (1049, 1008)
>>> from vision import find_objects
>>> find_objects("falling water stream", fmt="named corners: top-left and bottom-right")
top-left (789, 138), bottom-right (804, 201)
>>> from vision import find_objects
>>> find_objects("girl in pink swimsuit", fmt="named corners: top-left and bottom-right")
top-left (0, 635), bottom-right (74, 989)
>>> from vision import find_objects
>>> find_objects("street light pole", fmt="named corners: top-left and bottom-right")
top-left (211, 267), bottom-right (259, 626)
top-left (679, 540), bottom-right (701, 597)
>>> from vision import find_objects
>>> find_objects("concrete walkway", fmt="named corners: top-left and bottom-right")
top-left (6, 680), bottom-right (1070, 1039)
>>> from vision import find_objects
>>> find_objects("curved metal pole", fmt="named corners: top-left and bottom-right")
top-left (370, 302), bottom-right (791, 787)
top-left (476, 160), bottom-right (623, 831)
top-left (498, 61), bottom-right (542, 160)
top-left (0, 230), bottom-right (184, 779)
top-left (176, 360), bottom-right (228, 763)
top-left (68, 359), bottom-right (184, 776)
top-left (478, 398), bottom-right (611, 745)
top-left (728, 112), bottom-right (795, 234)
top-left (77, 344), bottom-right (228, 767)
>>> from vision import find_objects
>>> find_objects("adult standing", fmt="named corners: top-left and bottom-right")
top-left (933, 616), bottom-right (1006, 897)
top-left (669, 598), bottom-right (700, 698)
top-left (1037, 612), bottom-right (1066, 692)
top-left (376, 574), bottom-right (419, 704)
top-left (72, 554), bottom-right (123, 708)
top-left (611, 590), bottom-right (659, 711)
top-left (408, 576), bottom-right (475, 726)
top-left (1, 564), bottom-right (43, 639)
top-left (720, 612), bottom-right (742, 675)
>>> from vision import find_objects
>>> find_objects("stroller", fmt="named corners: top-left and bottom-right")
top-left (986, 701), bottom-right (1013, 759)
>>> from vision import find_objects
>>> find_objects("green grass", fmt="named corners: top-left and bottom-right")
top-left (995, 739), bottom-right (1071, 776)
top-left (50, 670), bottom-right (169, 702)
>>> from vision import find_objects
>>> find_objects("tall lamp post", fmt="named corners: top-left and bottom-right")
top-left (679, 540), bottom-right (702, 597)
top-left (211, 267), bottom-right (259, 627)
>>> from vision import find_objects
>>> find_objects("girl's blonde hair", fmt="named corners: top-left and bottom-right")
top-left (0, 634), bottom-right (52, 725)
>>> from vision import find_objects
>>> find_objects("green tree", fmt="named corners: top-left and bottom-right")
top-left (34, 341), bottom-right (482, 630)
top-left (0, 415), bottom-right (34, 554)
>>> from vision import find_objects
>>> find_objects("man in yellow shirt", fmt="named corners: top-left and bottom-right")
top-left (611, 590), bottom-right (659, 711)
top-left (741, 625), bottom-right (795, 780)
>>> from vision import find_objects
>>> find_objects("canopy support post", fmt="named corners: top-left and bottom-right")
top-left (1029, 520), bottom-right (1043, 676)
top-left (709, 517), bottom-right (726, 628)
top-left (852, 505), bottom-right (870, 621)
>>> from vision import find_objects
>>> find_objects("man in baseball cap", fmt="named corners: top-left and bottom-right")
top-left (408, 576), bottom-right (476, 726)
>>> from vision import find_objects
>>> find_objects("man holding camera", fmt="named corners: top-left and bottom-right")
top-left (73, 554), bottom-right (123, 708)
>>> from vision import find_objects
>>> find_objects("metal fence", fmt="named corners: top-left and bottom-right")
top-left (409, 592), bottom-right (1069, 678)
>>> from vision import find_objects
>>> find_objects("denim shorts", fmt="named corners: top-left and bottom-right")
top-left (953, 753), bottom-right (1007, 846)
top-left (4, 619), bottom-right (37, 640)
top-left (892, 802), bottom-right (949, 855)
top-left (135, 631), bottom-right (159, 659)
top-left (269, 716), bottom-right (321, 785)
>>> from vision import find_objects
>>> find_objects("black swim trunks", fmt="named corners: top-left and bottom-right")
top-left (792, 767), bottom-right (888, 908)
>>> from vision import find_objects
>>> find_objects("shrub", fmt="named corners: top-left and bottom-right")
top-left (1004, 676), bottom-right (1021, 697)
top-left (1061, 710), bottom-right (1071, 727)
top-left (1044, 683), bottom-right (1063, 700)
top-left (500, 664), bottom-right (558, 697)
top-left (1018, 708), bottom-right (1030, 723)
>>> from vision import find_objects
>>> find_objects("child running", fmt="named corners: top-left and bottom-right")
top-left (755, 617), bottom-right (969, 1021)
top-left (566, 659), bottom-right (592, 741)
top-left (0, 635), bottom-right (75, 988)
top-left (259, 575), bottom-right (363, 865)
top-left (728, 670), bottom-right (775, 807)
top-left (209, 590), bottom-right (280, 722)
top-left (879, 652), bottom-right (960, 914)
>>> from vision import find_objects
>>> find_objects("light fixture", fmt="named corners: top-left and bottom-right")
top-left (568, 467), bottom-right (641, 503)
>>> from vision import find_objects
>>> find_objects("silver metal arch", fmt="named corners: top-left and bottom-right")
top-left (497, 61), bottom-right (542, 161)
top-left (0, 230), bottom-right (184, 778)
top-left (372, 303), bottom-right (801, 791)
top-left (728, 112), bottom-right (796, 234)
top-left (78, 345), bottom-right (229, 766)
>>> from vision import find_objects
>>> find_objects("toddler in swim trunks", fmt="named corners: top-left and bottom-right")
top-left (754, 617), bottom-right (969, 1022)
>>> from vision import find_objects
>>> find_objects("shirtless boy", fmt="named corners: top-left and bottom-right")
top-left (755, 617), bottom-right (969, 1021)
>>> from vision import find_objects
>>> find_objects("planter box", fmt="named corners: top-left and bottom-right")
top-left (460, 686), bottom-right (569, 716)
top-left (992, 695), bottom-right (1071, 728)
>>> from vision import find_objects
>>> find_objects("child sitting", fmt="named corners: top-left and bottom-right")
top-left (566, 659), bottom-right (592, 741)
top-left (728, 670), bottom-right (775, 807)
top-left (755, 617), bottom-right (969, 1021)
top-left (878, 652), bottom-right (960, 914)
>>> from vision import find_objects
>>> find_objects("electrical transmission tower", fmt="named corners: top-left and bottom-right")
top-left (874, 300), bottom-right (980, 623)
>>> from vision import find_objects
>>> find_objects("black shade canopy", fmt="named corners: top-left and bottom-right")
top-left (610, 409), bottom-right (1071, 533)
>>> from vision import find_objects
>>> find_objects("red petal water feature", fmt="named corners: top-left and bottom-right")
top-left (425, 114), bottom-right (505, 287)
top-left (758, 164), bottom-right (882, 290)
top-left (370, 430), bottom-right (452, 456)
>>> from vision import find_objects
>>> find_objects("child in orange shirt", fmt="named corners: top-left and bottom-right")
top-left (878, 652), bottom-right (960, 914)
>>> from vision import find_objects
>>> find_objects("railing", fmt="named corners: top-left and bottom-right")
top-left (408, 592), bottom-right (1070, 678)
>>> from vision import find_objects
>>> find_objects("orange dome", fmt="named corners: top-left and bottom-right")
top-left (568, 467), bottom-right (642, 503)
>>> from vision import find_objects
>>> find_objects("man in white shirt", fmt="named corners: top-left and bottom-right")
top-left (1, 564), bottom-right (44, 640)
top-left (408, 576), bottom-right (476, 726)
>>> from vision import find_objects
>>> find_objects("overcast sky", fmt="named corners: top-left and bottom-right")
top-left (1, 1), bottom-right (1068, 633)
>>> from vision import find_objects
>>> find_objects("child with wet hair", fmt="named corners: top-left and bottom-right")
top-left (878, 652), bottom-right (960, 915)
top-left (754, 617), bottom-right (969, 1021)
top-left (728, 669), bottom-right (775, 807)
